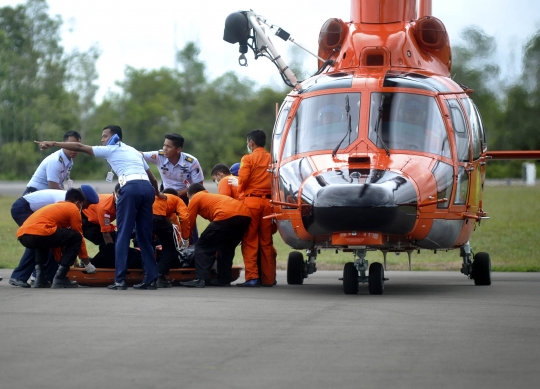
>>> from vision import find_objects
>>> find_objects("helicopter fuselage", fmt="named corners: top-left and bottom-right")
top-left (271, 70), bottom-right (486, 253)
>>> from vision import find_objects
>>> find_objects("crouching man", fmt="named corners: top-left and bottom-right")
top-left (180, 183), bottom-right (251, 287)
top-left (16, 188), bottom-right (94, 288)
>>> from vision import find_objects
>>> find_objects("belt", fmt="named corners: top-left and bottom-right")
top-left (153, 215), bottom-right (167, 221)
top-left (119, 173), bottom-right (149, 187)
top-left (245, 193), bottom-right (271, 199)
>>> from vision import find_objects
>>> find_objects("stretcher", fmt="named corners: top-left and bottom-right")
top-left (68, 266), bottom-right (243, 287)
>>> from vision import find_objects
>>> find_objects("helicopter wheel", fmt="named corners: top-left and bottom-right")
top-left (472, 252), bottom-right (491, 286)
top-left (287, 251), bottom-right (305, 285)
top-left (343, 262), bottom-right (359, 295)
top-left (368, 262), bottom-right (384, 295)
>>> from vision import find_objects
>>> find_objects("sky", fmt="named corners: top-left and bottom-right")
top-left (2, 0), bottom-right (540, 102)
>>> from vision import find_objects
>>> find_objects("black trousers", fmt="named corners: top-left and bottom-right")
top-left (82, 216), bottom-right (119, 268)
top-left (153, 218), bottom-right (176, 276)
top-left (18, 228), bottom-right (82, 268)
top-left (194, 215), bottom-right (251, 283)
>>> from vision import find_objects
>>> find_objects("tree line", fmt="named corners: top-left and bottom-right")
top-left (1, 0), bottom-right (539, 180)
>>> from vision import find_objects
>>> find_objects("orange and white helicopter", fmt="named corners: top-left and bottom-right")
top-left (224, 0), bottom-right (540, 294)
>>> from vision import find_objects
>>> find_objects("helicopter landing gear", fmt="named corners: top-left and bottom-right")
top-left (368, 262), bottom-right (384, 295)
top-left (287, 251), bottom-right (305, 285)
top-left (343, 262), bottom-right (359, 294)
top-left (287, 249), bottom-right (316, 285)
top-left (342, 249), bottom-right (385, 295)
top-left (472, 252), bottom-right (491, 286)
top-left (460, 241), bottom-right (491, 286)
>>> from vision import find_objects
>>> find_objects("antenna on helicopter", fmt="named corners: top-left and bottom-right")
top-left (224, 11), bottom-right (299, 87)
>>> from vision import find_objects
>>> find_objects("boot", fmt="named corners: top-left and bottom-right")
top-left (52, 265), bottom-right (78, 288)
top-left (33, 264), bottom-right (51, 288)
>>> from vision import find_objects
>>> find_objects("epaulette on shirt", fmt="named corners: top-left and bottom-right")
top-left (158, 150), bottom-right (165, 155)
top-left (184, 156), bottom-right (193, 163)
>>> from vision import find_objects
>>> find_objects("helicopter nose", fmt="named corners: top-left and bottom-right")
top-left (302, 170), bottom-right (418, 235)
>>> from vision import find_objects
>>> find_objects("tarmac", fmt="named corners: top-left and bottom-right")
top-left (1, 269), bottom-right (539, 389)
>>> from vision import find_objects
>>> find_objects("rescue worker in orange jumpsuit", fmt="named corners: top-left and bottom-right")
top-left (210, 163), bottom-right (242, 200)
top-left (235, 129), bottom-right (275, 287)
top-left (152, 187), bottom-right (190, 287)
top-left (180, 183), bottom-right (251, 287)
top-left (82, 186), bottom-right (118, 268)
top-left (16, 188), bottom-right (95, 288)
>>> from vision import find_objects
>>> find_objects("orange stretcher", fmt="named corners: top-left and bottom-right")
top-left (68, 266), bottom-right (243, 287)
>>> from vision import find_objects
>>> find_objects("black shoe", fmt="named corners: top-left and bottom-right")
top-left (156, 276), bottom-right (172, 288)
top-left (206, 279), bottom-right (230, 287)
top-left (108, 280), bottom-right (127, 290)
top-left (236, 279), bottom-right (260, 287)
top-left (9, 278), bottom-right (31, 288)
top-left (52, 277), bottom-right (78, 288)
top-left (52, 265), bottom-right (78, 288)
top-left (179, 279), bottom-right (205, 288)
top-left (133, 280), bottom-right (157, 290)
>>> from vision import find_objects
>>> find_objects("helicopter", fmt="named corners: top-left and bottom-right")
top-left (223, 0), bottom-right (540, 295)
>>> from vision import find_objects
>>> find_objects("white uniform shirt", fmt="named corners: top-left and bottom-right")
top-left (92, 142), bottom-right (149, 177)
top-left (27, 149), bottom-right (73, 190)
top-left (142, 151), bottom-right (204, 191)
top-left (22, 189), bottom-right (67, 212)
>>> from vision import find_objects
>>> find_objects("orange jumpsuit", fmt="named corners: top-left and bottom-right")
top-left (187, 190), bottom-right (251, 283)
top-left (17, 201), bottom-right (89, 260)
top-left (153, 194), bottom-right (190, 239)
top-left (238, 147), bottom-right (275, 285)
top-left (217, 174), bottom-right (242, 200)
top-left (83, 194), bottom-right (117, 233)
top-left (188, 190), bottom-right (251, 225)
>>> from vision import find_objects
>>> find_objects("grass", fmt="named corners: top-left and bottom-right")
top-left (2, 185), bottom-right (539, 271)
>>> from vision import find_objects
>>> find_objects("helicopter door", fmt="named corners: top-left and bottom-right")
top-left (271, 101), bottom-right (293, 201)
top-left (446, 98), bottom-right (472, 208)
top-left (461, 97), bottom-right (486, 213)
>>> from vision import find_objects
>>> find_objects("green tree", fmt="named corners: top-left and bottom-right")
top-left (0, 0), bottom-right (99, 180)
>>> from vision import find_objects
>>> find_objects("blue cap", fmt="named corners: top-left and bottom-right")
top-left (230, 162), bottom-right (240, 176)
top-left (80, 184), bottom-right (99, 204)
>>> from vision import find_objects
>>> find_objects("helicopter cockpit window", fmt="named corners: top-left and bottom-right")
top-left (272, 101), bottom-right (292, 163)
top-left (461, 98), bottom-right (482, 160)
top-left (368, 93), bottom-right (450, 157)
top-left (446, 99), bottom-right (471, 162)
top-left (282, 93), bottom-right (361, 157)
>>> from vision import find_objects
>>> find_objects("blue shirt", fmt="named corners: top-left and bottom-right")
top-left (92, 142), bottom-right (149, 177)
top-left (27, 149), bottom-right (73, 190)
top-left (142, 150), bottom-right (204, 191)
top-left (23, 189), bottom-right (67, 212)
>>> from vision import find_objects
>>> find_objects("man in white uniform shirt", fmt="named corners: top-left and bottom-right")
top-left (36, 125), bottom-right (164, 290)
top-left (24, 131), bottom-right (81, 194)
top-left (141, 133), bottom-right (204, 243)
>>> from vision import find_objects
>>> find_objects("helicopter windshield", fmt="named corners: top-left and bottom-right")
top-left (368, 92), bottom-right (450, 158)
top-left (282, 93), bottom-right (360, 158)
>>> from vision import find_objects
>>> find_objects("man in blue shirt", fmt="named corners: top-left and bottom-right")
top-left (36, 125), bottom-right (165, 290)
